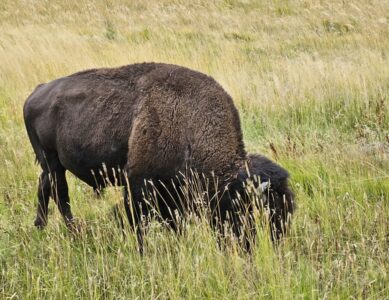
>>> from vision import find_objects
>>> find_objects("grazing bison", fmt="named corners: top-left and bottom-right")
top-left (23, 62), bottom-right (294, 249)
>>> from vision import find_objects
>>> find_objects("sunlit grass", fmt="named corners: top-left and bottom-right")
top-left (0, 0), bottom-right (388, 298)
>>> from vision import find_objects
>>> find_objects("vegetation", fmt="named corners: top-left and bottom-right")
top-left (0, 0), bottom-right (388, 298)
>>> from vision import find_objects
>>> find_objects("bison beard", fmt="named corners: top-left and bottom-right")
top-left (23, 62), bottom-right (294, 251)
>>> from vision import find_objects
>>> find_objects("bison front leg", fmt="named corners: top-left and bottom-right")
top-left (123, 181), bottom-right (150, 253)
top-left (215, 196), bottom-right (255, 252)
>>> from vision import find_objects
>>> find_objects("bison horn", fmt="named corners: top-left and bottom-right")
top-left (260, 181), bottom-right (270, 192)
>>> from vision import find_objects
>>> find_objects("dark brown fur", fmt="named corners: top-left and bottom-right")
top-left (23, 62), bottom-right (293, 250)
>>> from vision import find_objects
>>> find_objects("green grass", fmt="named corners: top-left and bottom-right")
top-left (0, 0), bottom-right (388, 298)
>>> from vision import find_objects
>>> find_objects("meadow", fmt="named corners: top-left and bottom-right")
top-left (0, 0), bottom-right (388, 298)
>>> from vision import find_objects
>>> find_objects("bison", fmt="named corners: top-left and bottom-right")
top-left (23, 62), bottom-right (294, 250)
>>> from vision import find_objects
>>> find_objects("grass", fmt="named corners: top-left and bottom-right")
top-left (0, 0), bottom-right (388, 298)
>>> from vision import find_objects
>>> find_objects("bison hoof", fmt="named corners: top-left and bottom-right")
top-left (66, 218), bottom-right (84, 236)
top-left (34, 218), bottom-right (47, 229)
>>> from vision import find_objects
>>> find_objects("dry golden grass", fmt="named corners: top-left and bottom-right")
top-left (0, 0), bottom-right (388, 298)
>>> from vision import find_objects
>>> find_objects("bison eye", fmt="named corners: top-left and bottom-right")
top-left (142, 129), bottom-right (147, 135)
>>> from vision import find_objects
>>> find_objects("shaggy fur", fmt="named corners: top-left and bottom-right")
top-left (23, 62), bottom-right (293, 250)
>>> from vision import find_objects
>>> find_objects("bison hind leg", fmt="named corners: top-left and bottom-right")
top-left (34, 151), bottom-right (75, 230)
top-left (34, 171), bottom-right (51, 228)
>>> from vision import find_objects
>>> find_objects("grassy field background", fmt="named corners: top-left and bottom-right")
top-left (0, 0), bottom-right (388, 298)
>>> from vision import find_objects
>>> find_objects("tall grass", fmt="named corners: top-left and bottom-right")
top-left (0, 0), bottom-right (388, 298)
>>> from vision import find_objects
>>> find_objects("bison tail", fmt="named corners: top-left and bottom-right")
top-left (24, 124), bottom-right (46, 167)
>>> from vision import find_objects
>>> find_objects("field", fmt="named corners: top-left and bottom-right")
top-left (0, 0), bottom-right (388, 298)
